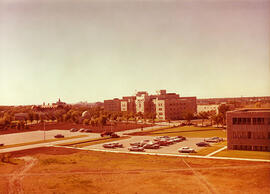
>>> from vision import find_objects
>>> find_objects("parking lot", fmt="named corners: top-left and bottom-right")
top-left (83, 136), bottom-right (207, 155)
top-left (0, 130), bottom-right (100, 146)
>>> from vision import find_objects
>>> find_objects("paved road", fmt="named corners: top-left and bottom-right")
top-left (0, 130), bottom-right (100, 146)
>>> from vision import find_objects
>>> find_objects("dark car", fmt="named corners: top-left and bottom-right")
top-left (0, 143), bottom-right (4, 147)
top-left (101, 131), bottom-right (114, 137)
top-left (177, 136), bottom-right (186, 140)
top-left (196, 142), bottom-right (210, 147)
top-left (158, 140), bottom-right (170, 146)
top-left (54, 134), bottom-right (64, 138)
top-left (143, 143), bottom-right (160, 149)
top-left (84, 129), bottom-right (92, 133)
top-left (111, 133), bottom-right (120, 138)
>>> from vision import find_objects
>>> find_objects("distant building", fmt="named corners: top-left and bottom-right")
top-left (104, 98), bottom-right (121, 112)
top-left (14, 113), bottom-right (29, 121)
top-left (32, 98), bottom-right (69, 111)
top-left (121, 96), bottom-right (136, 113)
top-left (197, 104), bottom-right (219, 115)
top-left (226, 108), bottom-right (270, 151)
top-left (154, 90), bottom-right (196, 120)
top-left (104, 89), bottom-right (197, 120)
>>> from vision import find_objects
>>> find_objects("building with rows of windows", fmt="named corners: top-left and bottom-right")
top-left (104, 90), bottom-right (197, 120)
top-left (226, 108), bottom-right (270, 151)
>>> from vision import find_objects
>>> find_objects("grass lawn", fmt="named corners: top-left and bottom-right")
top-left (192, 141), bottom-right (227, 156)
top-left (0, 135), bottom-right (87, 149)
top-left (214, 149), bottom-right (270, 160)
top-left (59, 136), bottom-right (130, 148)
top-left (149, 126), bottom-right (227, 138)
top-left (2, 147), bottom-right (269, 194)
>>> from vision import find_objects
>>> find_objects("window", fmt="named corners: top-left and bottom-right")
top-left (268, 132), bottom-right (270, 139)
top-left (247, 118), bottom-right (251, 125)
top-left (248, 131), bottom-right (251, 139)
top-left (233, 118), bottom-right (237, 124)
top-left (252, 118), bottom-right (257, 125)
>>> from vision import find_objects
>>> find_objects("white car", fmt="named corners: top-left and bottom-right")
top-left (178, 147), bottom-right (196, 153)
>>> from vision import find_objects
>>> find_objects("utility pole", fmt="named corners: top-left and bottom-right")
top-left (43, 120), bottom-right (45, 141)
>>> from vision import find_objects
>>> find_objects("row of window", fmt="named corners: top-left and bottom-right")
top-left (232, 145), bottom-right (270, 151)
top-left (232, 117), bottom-right (270, 125)
top-left (232, 131), bottom-right (270, 139)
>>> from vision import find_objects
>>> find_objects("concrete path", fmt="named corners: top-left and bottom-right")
top-left (206, 146), bottom-right (227, 157)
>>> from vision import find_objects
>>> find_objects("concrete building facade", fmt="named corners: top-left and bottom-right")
top-left (226, 109), bottom-right (270, 151)
top-left (197, 104), bottom-right (219, 115)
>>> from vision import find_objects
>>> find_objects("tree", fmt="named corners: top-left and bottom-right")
top-left (218, 104), bottom-right (231, 127)
top-left (198, 111), bottom-right (209, 127)
top-left (184, 113), bottom-right (194, 125)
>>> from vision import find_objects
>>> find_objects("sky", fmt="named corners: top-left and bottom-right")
top-left (0, 0), bottom-right (270, 105)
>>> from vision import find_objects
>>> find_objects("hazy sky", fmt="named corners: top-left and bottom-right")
top-left (0, 0), bottom-right (270, 105)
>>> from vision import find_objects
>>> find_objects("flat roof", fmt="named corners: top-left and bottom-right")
top-left (229, 108), bottom-right (270, 113)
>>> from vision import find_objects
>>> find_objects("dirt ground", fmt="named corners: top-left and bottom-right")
top-left (0, 122), bottom-right (153, 135)
top-left (0, 147), bottom-right (270, 194)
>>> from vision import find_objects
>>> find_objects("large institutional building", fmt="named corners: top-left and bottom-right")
top-left (104, 90), bottom-right (197, 120)
top-left (226, 109), bottom-right (270, 151)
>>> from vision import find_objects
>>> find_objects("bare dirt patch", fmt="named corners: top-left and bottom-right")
top-left (1, 147), bottom-right (269, 194)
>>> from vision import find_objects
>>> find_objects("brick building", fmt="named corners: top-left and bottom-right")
top-left (154, 90), bottom-right (197, 120)
top-left (121, 96), bottom-right (136, 113)
top-left (104, 90), bottom-right (197, 120)
top-left (226, 109), bottom-right (270, 151)
top-left (104, 98), bottom-right (121, 112)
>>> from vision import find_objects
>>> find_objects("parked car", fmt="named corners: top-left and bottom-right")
top-left (158, 140), bottom-right (170, 146)
top-left (54, 134), bottom-right (64, 138)
top-left (130, 142), bottom-right (142, 147)
top-left (112, 142), bottom-right (123, 148)
top-left (178, 147), bottom-right (196, 153)
top-left (103, 143), bottom-right (116, 148)
top-left (196, 142), bottom-right (210, 147)
top-left (128, 146), bottom-right (144, 152)
top-left (0, 143), bottom-right (4, 146)
top-left (70, 128), bottom-right (78, 132)
top-left (171, 137), bottom-right (183, 143)
top-left (143, 143), bottom-right (160, 149)
top-left (111, 133), bottom-right (120, 138)
top-left (101, 131), bottom-right (114, 137)
top-left (84, 129), bottom-right (92, 133)
top-left (177, 136), bottom-right (186, 140)
top-left (79, 128), bottom-right (86, 132)
top-left (204, 137), bottom-right (223, 143)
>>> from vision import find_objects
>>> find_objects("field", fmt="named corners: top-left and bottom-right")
top-left (214, 149), bottom-right (270, 160)
top-left (0, 147), bottom-right (269, 194)
top-left (131, 126), bottom-right (227, 138)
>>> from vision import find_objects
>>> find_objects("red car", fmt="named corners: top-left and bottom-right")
top-left (103, 143), bottom-right (116, 148)
top-left (54, 134), bottom-right (64, 138)
top-left (128, 146), bottom-right (144, 152)
top-left (143, 143), bottom-right (160, 149)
